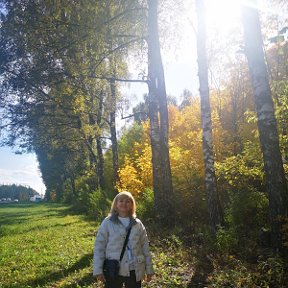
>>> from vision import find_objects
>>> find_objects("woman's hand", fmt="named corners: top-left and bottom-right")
top-left (146, 274), bottom-right (153, 282)
top-left (95, 274), bottom-right (106, 282)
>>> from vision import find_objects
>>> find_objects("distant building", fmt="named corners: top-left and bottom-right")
top-left (30, 195), bottom-right (44, 202)
top-left (0, 198), bottom-right (18, 204)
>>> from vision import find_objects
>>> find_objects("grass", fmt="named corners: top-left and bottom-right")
top-left (0, 203), bottom-right (97, 288)
top-left (0, 203), bottom-right (194, 288)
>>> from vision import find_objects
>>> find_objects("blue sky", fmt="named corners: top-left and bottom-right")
top-left (0, 147), bottom-right (46, 194)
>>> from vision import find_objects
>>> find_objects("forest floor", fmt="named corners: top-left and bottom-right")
top-left (0, 203), bottom-right (287, 288)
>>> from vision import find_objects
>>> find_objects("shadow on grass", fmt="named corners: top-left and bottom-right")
top-left (19, 253), bottom-right (95, 288)
top-left (65, 272), bottom-right (97, 288)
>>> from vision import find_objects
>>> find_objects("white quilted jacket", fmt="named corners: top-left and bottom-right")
top-left (93, 215), bottom-right (154, 281)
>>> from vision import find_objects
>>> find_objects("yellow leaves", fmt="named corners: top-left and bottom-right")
top-left (116, 156), bottom-right (145, 195)
top-left (81, 124), bottom-right (101, 139)
top-left (169, 140), bottom-right (204, 188)
top-left (136, 143), bottom-right (153, 188)
top-left (211, 110), bottom-right (231, 161)
top-left (284, 163), bottom-right (288, 175)
top-left (169, 102), bottom-right (201, 140)
top-left (49, 190), bottom-right (57, 202)
top-left (118, 101), bottom-right (204, 193)
top-left (117, 85), bottom-right (267, 194)
top-left (117, 142), bottom-right (153, 196)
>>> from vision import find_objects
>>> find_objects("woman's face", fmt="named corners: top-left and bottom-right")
top-left (116, 197), bottom-right (133, 217)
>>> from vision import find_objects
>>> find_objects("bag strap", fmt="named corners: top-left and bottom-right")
top-left (119, 226), bottom-right (132, 261)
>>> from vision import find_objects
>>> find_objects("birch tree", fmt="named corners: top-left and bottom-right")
top-left (147, 0), bottom-right (174, 222)
top-left (241, 0), bottom-right (288, 252)
top-left (196, 0), bottom-right (224, 231)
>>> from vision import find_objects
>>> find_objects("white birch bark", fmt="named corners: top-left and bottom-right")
top-left (241, 0), bottom-right (288, 252)
top-left (196, 0), bottom-right (224, 231)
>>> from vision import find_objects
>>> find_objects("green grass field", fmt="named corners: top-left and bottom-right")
top-left (0, 203), bottom-right (98, 288)
top-left (0, 203), bottom-right (193, 288)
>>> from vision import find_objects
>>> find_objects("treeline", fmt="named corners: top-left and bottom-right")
top-left (0, 0), bottom-right (287, 257)
top-left (0, 184), bottom-right (38, 201)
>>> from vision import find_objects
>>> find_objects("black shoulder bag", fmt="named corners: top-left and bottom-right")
top-left (103, 226), bottom-right (132, 279)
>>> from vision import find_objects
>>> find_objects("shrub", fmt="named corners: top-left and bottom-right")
top-left (215, 189), bottom-right (269, 256)
top-left (255, 256), bottom-right (288, 287)
top-left (87, 189), bottom-right (110, 219)
top-left (230, 189), bottom-right (269, 238)
top-left (136, 188), bottom-right (155, 222)
top-left (215, 226), bottom-right (238, 254)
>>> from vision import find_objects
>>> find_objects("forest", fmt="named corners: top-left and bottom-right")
top-left (0, 184), bottom-right (38, 201)
top-left (0, 0), bottom-right (287, 286)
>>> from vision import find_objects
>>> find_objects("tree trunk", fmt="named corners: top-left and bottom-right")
top-left (70, 177), bottom-right (76, 197)
top-left (96, 91), bottom-right (105, 191)
top-left (148, 87), bottom-right (163, 211)
top-left (87, 135), bottom-right (97, 191)
top-left (196, 0), bottom-right (224, 232)
top-left (241, 1), bottom-right (288, 252)
top-left (86, 106), bottom-right (104, 191)
top-left (110, 78), bottom-right (120, 191)
top-left (147, 0), bottom-right (174, 222)
top-left (96, 137), bottom-right (105, 190)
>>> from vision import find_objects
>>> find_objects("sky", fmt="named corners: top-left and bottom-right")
top-left (0, 147), bottom-right (46, 194)
top-left (0, 0), bottom-right (277, 195)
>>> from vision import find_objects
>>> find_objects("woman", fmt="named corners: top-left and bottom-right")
top-left (93, 191), bottom-right (154, 288)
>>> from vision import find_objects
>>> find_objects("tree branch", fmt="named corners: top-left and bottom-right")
top-left (89, 75), bottom-right (147, 84)
top-left (121, 111), bottom-right (147, 120)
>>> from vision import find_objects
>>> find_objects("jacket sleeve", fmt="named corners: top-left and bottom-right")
top-left (139, 221), bottom-right (154, 275)
top-left (93, 218), bottom-right (109, 276)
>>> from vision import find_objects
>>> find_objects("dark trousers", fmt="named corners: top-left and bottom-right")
top-left (105, 270), bottom-right (141, 288)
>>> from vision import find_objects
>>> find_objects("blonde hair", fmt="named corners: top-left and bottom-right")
top-left (110, 191), bottom-right (136, 218)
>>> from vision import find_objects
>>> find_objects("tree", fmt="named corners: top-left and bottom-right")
top-left (241, 0), bottom-right (288, 252)
top-left (147, 0), bottom-right (174, 223)
top-left (196, 0), bottom-right (224, 231)
top-left (0, 0), bottom-right (137, 199)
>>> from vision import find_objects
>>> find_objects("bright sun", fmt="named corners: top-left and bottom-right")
top-left (206, 0), bottom-right (242, 33)
top-left (205, 0), bottom-right (270, 32)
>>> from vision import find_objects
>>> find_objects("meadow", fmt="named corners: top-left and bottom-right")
top-left (0, 203), bottom-right (97, 287)
top-left (0, 203), bottom-right (193, 288)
